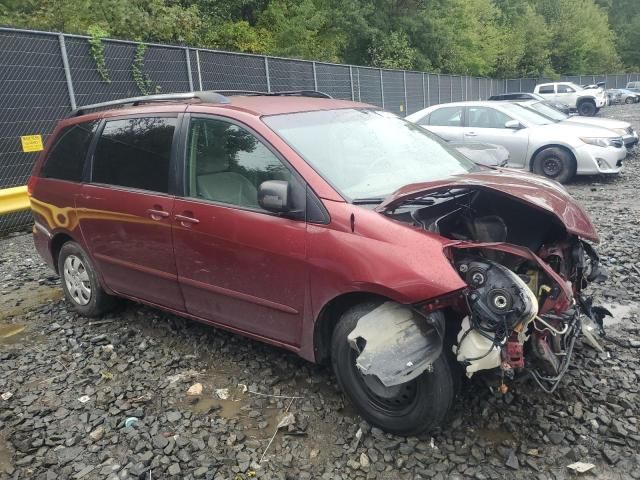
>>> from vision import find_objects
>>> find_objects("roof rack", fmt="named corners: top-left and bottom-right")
top-left (215, 90), bottom-right (333, 99)
top-left (68, 89), bottom-right (333, 117)
top-left (69, 91), bottom-right (229, 117)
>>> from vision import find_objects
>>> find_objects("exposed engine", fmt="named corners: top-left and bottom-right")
top-left (387, 187), bottom-right (609, 393)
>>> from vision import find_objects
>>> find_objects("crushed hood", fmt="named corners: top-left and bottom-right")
top-left (375, 169), bottom-right (599, 242)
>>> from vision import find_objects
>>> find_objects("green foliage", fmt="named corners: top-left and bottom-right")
top-left (131, 44), bottom-right (161, 95)
top-left (368, 32), bottom-right (417, 69)
top-left (88, 25), bottom-right (110, 83)
top-left (0, 0), bottom-right (636, 76)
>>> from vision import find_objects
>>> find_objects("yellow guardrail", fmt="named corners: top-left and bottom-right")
top-left (0, 186), bottom-right (30, 216)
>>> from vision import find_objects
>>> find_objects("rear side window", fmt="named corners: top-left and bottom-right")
top-left (41, 121), bottom-right (97, 182)
top-left (92, 117), bottom-right (176, 193)
top-left (538, 85), bottom-right (554, 94)
top-left (428, 107), bottom-right (463, 127)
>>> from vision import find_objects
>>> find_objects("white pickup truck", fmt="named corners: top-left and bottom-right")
top-left (534, 82), bottom-right (607, 116)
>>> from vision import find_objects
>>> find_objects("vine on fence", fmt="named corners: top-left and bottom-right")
top-left (132, 44), bottom-right (161, 95)
top-left (87, 26), bottom-right (110, 83)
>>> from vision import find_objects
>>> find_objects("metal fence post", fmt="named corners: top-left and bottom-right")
top-left (356, 68), bottom-right (361, 102)
top-left (312, 61), bottom-right (318, 91)
top-left (264, 57), bottom-right (271, 93)
top-left (450, 76), bottom-right (453, 102)
top-left (184, 48), bottom-right (194, 91)
top-left (403, 71), bottom-right (408, 115)
top-left (349, 66), bottom-right (354, 100)
top-left (519, 78), bottom-right (522, 92)
top-left (58, 34), bottom-right (76, 110)
top-left (438, 74), bottom-right (441, 104)
top-left (195, 49), bottom-right (203, 91)
top-left (422, 73), bottom-right (427, 108)
top-left (379, 69), bottom-right (385, 108)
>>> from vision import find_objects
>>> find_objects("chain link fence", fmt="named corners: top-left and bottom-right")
top-left (2, 26), bottom-right (640, 235)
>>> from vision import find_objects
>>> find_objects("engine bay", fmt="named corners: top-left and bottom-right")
top-left (385, 187), bottom-right (609, 393)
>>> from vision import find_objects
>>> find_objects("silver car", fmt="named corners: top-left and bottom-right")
top-left (516, 99), bottom-right (639, 148)
top-left (406, 101), bottom-right (626, 183)
top-left (607, 88), bottom-right (639, 105)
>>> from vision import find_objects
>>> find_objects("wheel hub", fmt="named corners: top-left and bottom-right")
top-left (357, 368), bottom-right (418, 411)
top-left (542, 157), bottom-right (562, 176)
top-left (63, 255), bottom-right (92, 306)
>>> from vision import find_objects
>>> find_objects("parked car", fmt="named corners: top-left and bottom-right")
top-left (30, 91), bottom-right (609, 436)
top-left (516, 99), bottom-right (639, 148)
top-left (406, 101), bottom-right (625, 183)
top-left (607, 88), bottom-right (640, 104)
top-left (449, 141), bottom-right (509, 167)
top-left (625, 81), bottom-right (640, 93)
top-left (534, 82), bottom-right (607, 116)
top-left (488, 92), bottom-right (571, 114)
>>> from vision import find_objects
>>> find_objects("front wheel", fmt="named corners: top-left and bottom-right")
top-left (578, 101), bottom-right (596, 116)
top-left (625, 97), bottom-right (634, 104)
top-left (331, 302), bottom-right (454, 436)
top-left (532, 147), bottom-right (576, 184)
top-left (58, 241), bottom-right (117, 317)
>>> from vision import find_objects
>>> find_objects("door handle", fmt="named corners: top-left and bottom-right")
top-left (175, 214), bottom-right (200, 225)
top-left (465, 132), bottom-right (477, 137)
top-left (147, 208), bottom-right (170, 220)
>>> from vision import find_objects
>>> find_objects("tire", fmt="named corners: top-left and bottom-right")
top-left (331, 302), bottom-right (454, 436)
top-left (532, 147), bottom-right (576, 184)
top-left (625, 97), bottom-right (634, 104)
top-left (57, 241), bottom-right (117, 317)
top-left (577, 100), bottom-right (596, 116)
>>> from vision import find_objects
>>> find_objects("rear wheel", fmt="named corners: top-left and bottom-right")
top-left (331, 302), bottom-right (454, 435)
top-left (578, 100), bottom-right (596, 116)
top-left (625, 97), bottom-right (634, 104)
top-left (58, 242), bottom-right (117, 317)
top-left (532, 147), bottom-right (576, 184)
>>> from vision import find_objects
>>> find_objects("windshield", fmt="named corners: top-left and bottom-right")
top-left (521, 101), bottom-right (568, 122)
top-left (497, 103), bottom-right (555, 126)
top-left (568, 83), bottom-right (584, 91)
top-left (264, 109), bottom-right (480, 201)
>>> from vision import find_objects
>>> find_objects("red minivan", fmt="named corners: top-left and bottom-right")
top-left (29, 91), bottom-right (608, 435)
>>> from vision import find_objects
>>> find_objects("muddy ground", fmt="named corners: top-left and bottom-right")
top-left (1, 105), bottom-right (639, 480)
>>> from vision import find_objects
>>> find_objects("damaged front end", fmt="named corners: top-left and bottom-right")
top-left (359, 181), bottom-right (611, 394)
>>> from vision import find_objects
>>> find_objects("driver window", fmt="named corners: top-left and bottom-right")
top-left (187, 118), bottom-right (294, 210)
top-left (468, 107), bottom-right (511, 129)
top-left (557, 85), bottom-right (575, 93)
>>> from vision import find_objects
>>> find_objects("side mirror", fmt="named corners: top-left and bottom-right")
top-left (258, 180), bottom-right (291, 213)
top-left (504, 119), bottom-right (522, 130)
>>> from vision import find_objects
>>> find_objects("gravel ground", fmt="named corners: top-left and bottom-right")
top-left (1, 105), bottom-right (640, 480)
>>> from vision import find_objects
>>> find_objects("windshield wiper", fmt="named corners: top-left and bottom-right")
top-left (352, 197), bottom-right (385, 205)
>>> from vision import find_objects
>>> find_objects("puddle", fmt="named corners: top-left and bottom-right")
top-left (0, 323), bottom-right (26, 345)
top-left (0, 286), bottom-right (62, 321)
top-left (477, 427), bottom-right (515, 444)
top-left (601, 302), bottom-right (640, 326)
top-left (189, 396), bottom-right (244, 418)
top-left (0, 434), bottom-right (13, 475)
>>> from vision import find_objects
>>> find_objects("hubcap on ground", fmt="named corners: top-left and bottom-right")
top-left (542, 157), bottom-right (562, 177)
top-left (63, 255), bottom-right (91, 305)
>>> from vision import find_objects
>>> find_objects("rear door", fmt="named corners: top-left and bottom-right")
top-left (77, 115), bottom-right (184, 310)
top-left (171, 115), bottom-right (308, 346)
top-left (418, 105), bottom-right (464, 141)
top-left (536, 84), bottom-right (556, 101)
top-left (463, 106), bottom-right (529, 167)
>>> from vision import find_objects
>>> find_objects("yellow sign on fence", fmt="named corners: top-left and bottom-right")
top-left (20, 134), bottom-right (44, 153)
